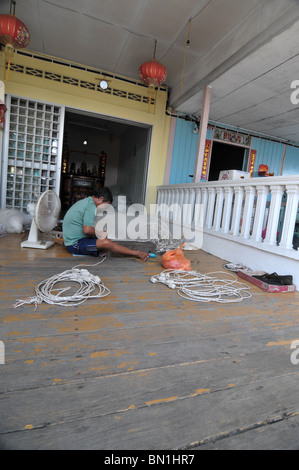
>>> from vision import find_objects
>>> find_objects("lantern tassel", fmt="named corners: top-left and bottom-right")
top-left (5, 59), bottom-right (11, 82)
top-left (4, 44), bottom-right (15, 82)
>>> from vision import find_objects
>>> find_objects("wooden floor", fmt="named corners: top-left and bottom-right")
top-left (1, 233), bottom-right (299, 450)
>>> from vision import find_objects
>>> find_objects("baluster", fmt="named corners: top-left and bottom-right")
top-left (165, 189), bottom-right (170, 215)
top-left (221, 186), bottom-right (234, 233)
top-left (183, 188), bottom-right (196, 225)
top-left (167, 189), bottom-right (174, 218)
top-left (205, 187), bottom-right (216, 229)
top-left (251, 185), bottom-right (269, 242)
top-left (166, 190), bottom-right (172, 219)
top-left (190, 188), bottom-right (196, 222)
top-left (279, 184), bottom-right (299, 249)
top-left (213, 187), bottom-right (224, 231)
top-left (156, 189), bottom-right (162, 206)
top-left (176, 188), bottom-right (184, 224)
top-left (173, 188), bottom-right (180, 221)
top-left (159, 190), bottom-right (166, 218)
top-left (182, 188), bottom-right (190, 223)
top-left (201, 187), bottom-right (208, 227)
top-left (241, 186), bottom-right (256, 239)
top-left (193, 188), bottom-right (202, 226)
top-left (264, 185), bottom-right (284, 245)
top-left (231, 186), bottom-right (244, 236)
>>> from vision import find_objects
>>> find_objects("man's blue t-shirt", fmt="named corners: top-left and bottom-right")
top-left (63, 197), bottom-right (96, 246)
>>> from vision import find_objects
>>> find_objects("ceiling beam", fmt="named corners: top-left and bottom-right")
top-left (170, 0), bottom-right (299, 111)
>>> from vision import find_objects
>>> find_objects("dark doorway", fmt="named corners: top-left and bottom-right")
top-left (60, 110), bottom-right (152, 214)
top-left (208, 141), bottom-right (246, 181)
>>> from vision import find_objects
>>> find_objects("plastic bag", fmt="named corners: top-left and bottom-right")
top-left (161, 243), bottom-right (191, 271)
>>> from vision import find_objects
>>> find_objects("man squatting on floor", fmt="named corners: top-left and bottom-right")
top-left (62, 187), bottom-right (149, 261)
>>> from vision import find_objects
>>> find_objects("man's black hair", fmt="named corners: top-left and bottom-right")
top-left (94, 187), bottom-right (113, 203)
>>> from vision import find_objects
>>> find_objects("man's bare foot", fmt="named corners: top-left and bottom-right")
top-left (135, 251), bottom-right (150, 261)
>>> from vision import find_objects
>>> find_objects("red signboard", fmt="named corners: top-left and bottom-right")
top-left (200, 139), bottom-right (212, 181)
top-left (248, 149), bottom-right (257, 177)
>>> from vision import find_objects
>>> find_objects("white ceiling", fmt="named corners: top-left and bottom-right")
top-left (1, 0), bottom-right (299, 142)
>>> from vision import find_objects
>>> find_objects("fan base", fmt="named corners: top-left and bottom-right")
top-left (21, 240), bottom-right (54, 250)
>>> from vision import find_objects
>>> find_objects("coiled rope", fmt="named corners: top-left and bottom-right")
top-left (150, 269), bottom-right (252, 303)
top-left (13, 260), bottom-right (110, 309)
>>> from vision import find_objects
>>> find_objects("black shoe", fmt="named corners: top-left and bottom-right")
top-left (253, 272), bottom-right (293, 286)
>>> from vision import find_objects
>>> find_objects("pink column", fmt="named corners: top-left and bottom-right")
top-left (193, 86), bottom-right (212, 183)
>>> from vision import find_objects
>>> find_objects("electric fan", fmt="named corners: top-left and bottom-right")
top-left (21, 190), bottom-right (61, 249)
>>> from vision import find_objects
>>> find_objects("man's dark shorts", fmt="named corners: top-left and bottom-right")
top-left (66, 238), bottom-right (98, 256)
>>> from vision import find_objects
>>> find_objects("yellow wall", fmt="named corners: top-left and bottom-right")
top-left (0, 50), bottom-right (170, 208)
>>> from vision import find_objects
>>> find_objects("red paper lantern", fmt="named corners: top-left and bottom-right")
top-left (0, 103), bottom-right (7, 129)
top-left (138, 59), bottom-right (167, 87)
top-left (0, 14), bottom-right (30, 50)
top-left (0, 13), bottom-right (30, 80)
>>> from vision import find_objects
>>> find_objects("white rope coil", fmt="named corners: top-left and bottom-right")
top-left (13, 268), bottom-right (110, 309)
top-left (223, 263), bottom-right (252, 273)
top-left (150, 269), bottom-right (252, 303)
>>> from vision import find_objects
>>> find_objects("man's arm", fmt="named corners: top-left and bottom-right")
top-left (83, 225), bottom-right (96, 237)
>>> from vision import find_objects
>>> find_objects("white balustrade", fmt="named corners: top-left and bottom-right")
top-left (156, 176), bottom-right (299, 290)
top-left (156, 176), bottom-right (299, 253)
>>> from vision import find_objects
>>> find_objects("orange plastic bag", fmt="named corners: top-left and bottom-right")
top-left (161, 243), bottom-right (191, 271)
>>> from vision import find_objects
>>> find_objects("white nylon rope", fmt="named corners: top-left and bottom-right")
top-left (13, 258), bottom-right (110, 309)
top-left (150, 269), bottom-right (252, 303)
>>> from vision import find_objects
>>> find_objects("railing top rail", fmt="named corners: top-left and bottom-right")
top-left (158, 175), bottom-right (299, 190)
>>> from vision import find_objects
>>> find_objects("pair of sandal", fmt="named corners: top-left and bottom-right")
top-left (252, 272), bottom-right (293, 285)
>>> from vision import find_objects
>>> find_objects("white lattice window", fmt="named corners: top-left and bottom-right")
top-left (1, 95), bottom-right (64, 210)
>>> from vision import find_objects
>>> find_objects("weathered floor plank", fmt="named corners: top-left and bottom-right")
top-left (1, 373), bottom-right (299, 450)
top-left (1, 234), bottom-right (299, 450)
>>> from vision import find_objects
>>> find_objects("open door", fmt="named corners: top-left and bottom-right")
top-left (208, 141), bottom-right (248, 181)
top-left (60, 110), bottom-right (152, 211)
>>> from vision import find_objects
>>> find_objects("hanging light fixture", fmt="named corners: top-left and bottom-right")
top-left (138, 40), bottom-right (167, 88)
top-left (0, 1), bottom-right (30, 81)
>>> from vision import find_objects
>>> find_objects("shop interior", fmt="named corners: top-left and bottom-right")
top-left (60, 110), bottom-right (152, 213)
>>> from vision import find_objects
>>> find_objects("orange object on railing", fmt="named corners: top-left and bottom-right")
top-left (258, 164), bottom-right (269, 176)
top-left (161, 243), bottom-right (191, 271)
